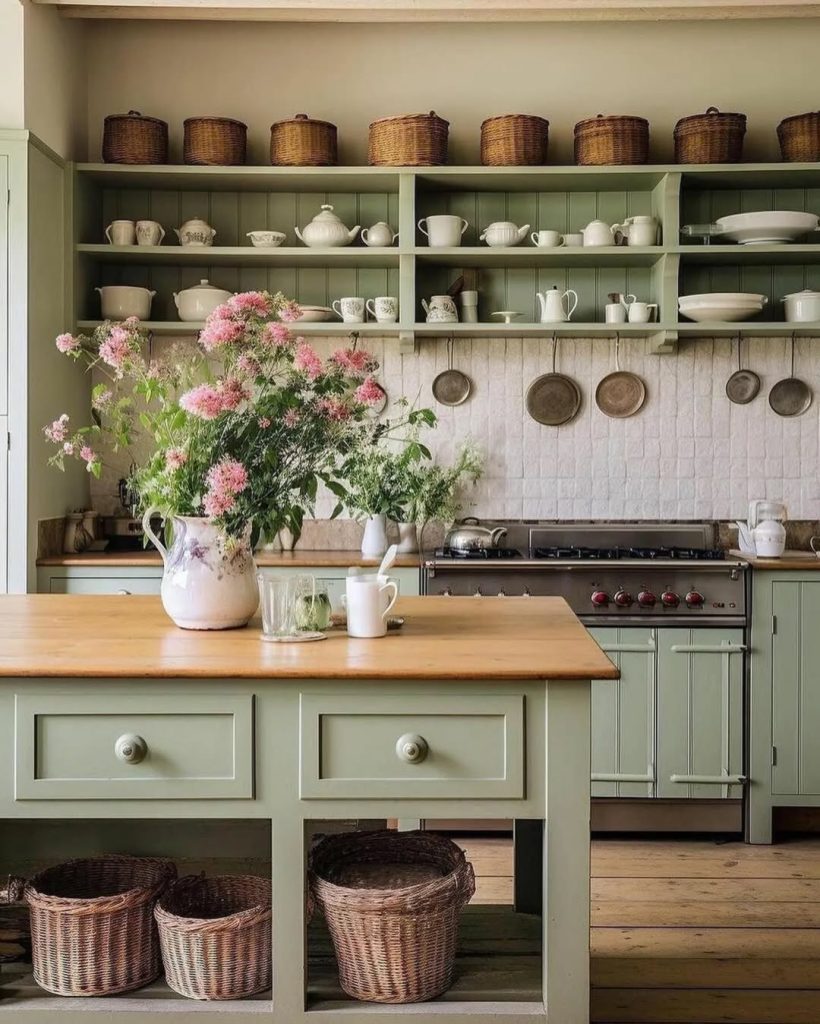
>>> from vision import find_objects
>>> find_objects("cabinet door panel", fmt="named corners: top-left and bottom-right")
top-left (589, 627), bottom-right (656, 798)
top-left (772, 580), bottom-right (820, 796)
top-left (657, 628), bottom-right (744, 799)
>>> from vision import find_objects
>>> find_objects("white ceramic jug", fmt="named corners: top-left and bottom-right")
top-left (537, 287), bottom-right (578, 323)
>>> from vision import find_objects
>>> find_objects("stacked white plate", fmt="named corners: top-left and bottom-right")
top-left (678, 292), bottom-right (768, 323)
top-left (714, 211), bottom-right (819, 245)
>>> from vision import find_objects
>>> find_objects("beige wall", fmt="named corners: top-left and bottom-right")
top-left (85, 17), bottom-right (820, 163)
top-left (0, 0), bottom-right (24, 131)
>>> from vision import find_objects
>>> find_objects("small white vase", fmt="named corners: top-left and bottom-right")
top-left (361, 514), bottom-right (389, 558)
top-left (396, 522), bottom-right (419, 554)
top-left (143, 509), bottom-right (259, 630)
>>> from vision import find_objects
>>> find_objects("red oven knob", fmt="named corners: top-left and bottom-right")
top-left (685, 590), bottom-right (705, 608)
top-left (590, 590), bottom-right (610, 607)
top-left (613, 590), bottom-right (633, 607)
top-left (661, 590), bottom-right (680, 608)
top-left (637, 590), bottom-right (657, 607)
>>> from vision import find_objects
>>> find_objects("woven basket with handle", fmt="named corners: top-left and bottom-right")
top-left (1, 856), bottom-right (176, 997)
top-left (778, 112), bottom-right (820, 162)
top-left (102, 111), bottom-right (168, 165)
top-left (674, 107), bottom-right (746, 164)
top-left (183, 117), bottom-right (247, 166)
top-left (368, 112), bottom-right (449, 166)
top-left (481, 114), bottom-right (549, 166)
top-left (309, 830), bottom-right (475, 1004)
top-left (574, 114), bottom-right (649, 165)
top-left (155, 874), bottom-right (271, 1001)
top-left (270, 114), bottom-right (337, 166)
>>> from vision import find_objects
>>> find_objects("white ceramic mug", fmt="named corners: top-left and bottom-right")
top-left (135, 220), bottom-right (165, 246)
top-left (345, 574), bottom-right (398, 638)
top-left (605, 302), bottom-right (627, 324)
top-left (332, 297), bottom-right (365, 323)
top-left (366, 296), bottom-right (398, 323)
top-left (627, 301), bottom-right (658, 324)
top-left (105, 220), bottom-right (136, 246)
top-left (418, 215), bottom-right (469, 248)
top-left (562, 232), bottom-right (584, 247)
top-left (531, 229), bottom-right (563, 248)
top-left (810, 537), bottom-right (820, 557)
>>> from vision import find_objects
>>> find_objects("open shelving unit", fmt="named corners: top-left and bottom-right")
top-left (70, 161), bottom-right (820, 355)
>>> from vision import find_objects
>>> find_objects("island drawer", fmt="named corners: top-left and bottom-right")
top-left (300, 693), bottom-right (524, 799)
top-left (14, 693), bottom-right (254, 800)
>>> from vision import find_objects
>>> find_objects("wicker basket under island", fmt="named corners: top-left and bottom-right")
top-left (309, 830), bottom-right (475, 1004)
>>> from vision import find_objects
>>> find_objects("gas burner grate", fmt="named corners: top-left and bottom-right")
top-left (533, 545), bottom-right (725, 561)
top-left (534, 546), bottom-right (621, 560)
top-left (434, 547), bottom-right (523, 560)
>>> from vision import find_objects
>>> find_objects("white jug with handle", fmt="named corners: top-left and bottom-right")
top-left (537, 286), bottom-right (578, 323)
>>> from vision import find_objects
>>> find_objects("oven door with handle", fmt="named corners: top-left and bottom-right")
top-left (656, 627), bottom-right (746, 800)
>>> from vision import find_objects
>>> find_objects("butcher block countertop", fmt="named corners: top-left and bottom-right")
top-left (36, 549), bottom-right (420, 569)
top-left (0, 595), bottom-right (617, 681)
top-left (731, 550), bottom-right (820, 570)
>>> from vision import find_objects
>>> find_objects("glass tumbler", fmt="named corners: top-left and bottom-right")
top-left (257, 574), bottom-right (297, 639)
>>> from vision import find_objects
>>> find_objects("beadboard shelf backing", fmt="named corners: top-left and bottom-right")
top-left (71, 162), bottom-right (820, 355)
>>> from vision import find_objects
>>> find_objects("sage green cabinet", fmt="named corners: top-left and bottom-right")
top-left (589, 627), bottom-right (656, 798)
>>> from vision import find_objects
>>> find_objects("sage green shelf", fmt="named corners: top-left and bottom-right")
top-left (413, 246), bottom-right (663, 268)
top-left (413, 322), bottom-right (666, 338)
top-left (77, 319), bottom-right (402, 338)
top-left (676, 321), bottom-right (820, 337)
top-left (77, 244), bottom-right (402, 269)
top-left (677, 245), bottom-right (820, 265)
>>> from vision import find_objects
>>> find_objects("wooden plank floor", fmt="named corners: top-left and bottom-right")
top-left (458, 835), bottom-right (820, 1024)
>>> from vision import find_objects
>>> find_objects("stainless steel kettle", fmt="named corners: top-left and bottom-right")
top-left (444, 518), bottom-right (507, 551)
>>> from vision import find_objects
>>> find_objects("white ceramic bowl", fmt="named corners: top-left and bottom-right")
top-left (715, 211), bottom-right (819, 245)
top-left (96, 285), bottom-right (155, 320)
top-left (280, 305), bottom-right (334, 323)
top-left (247, 230), bottom-right (286, 248)
top-left (679, 292), bottom-right (767, 322)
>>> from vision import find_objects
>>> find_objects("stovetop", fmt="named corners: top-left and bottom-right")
top-left (533, 545), bottom-right (726, 562)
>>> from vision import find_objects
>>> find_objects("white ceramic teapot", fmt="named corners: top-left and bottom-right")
top-left (581, 219), bottom-right (616, 247)
top-left (174, 218), bottom-right (216, 247)
top-left (480, 221), bottom-right (530, 247)
top-left (361, 222), bottom-right (398, 247)
top-left (422, 295), bottom-right (458, 323)
top-left (296, 204), bottom-right (360, 248)
top-left (752, 519), bottom-right (786, 558)
top-left (537, 286), bottom-right (578, 323)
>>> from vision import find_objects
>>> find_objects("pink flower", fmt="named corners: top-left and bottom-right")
top-left (146, 361), bottom-right (163, 380)
top-left (355, 377), bottom-right (385, 406)
top-left (179, 383), bottom-right (225, 420)
top-left (199, 316), bottom-right (244, 352)
top-left (203, 490), bottom-right (237, 517)
top-left (203, 457), bottom-right (249, 519)
top-left (98, 325), bottom-right (135, 376)
top-left (227, 291), bottom-right (272, 317)
top-left (44, 414), bottom-right (69, 443)
top-left (283, 409), bottom-right (301, 428)
top-left (80, 445), bottom-right (96, 466)
top-left (63, 441), bottom-right (75, 455)
top-left (236, 353), bottom-right (261, 377)
top-left (218, 377), bottom-right (251, 411)
top-left (258, 417), bottom-right (271, 428)
top-left (261, 322), bottom-right (292, 348)
top-left (56, 333), bottom-right (79, 353)
top-left (278, 299), bottom-right (301, 323)
top-left (293, 341), bottom-right (323, 380)
top-left (92, 388), bottom-right (113, 410)
top-left (330, 347), bottom-right (373, 375)
top-left (317, 396), bottom-right (351, 421)
top-left (124, 316), bottom-right (140, 327)
top-left (166, 447), bottom-right (188, 470)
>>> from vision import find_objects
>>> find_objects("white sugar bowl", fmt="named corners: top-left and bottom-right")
top-left (783, 289), bottom-right (820, 323)
top-left (247, 230), bottom-right (286, 248)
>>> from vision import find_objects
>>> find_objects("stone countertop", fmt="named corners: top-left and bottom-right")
top-left (731, 549), bottom-right (820, 570)
top-left (37, 549), bottom-right (421, 569)
top-left (0, 595), bottom-right (618, 681)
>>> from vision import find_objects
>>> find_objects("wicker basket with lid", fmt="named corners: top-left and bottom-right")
top-left (574, 114), bottom-right (649, 166)
top-left (481, 114), bottom-right (549, 166)
top-left (270, 114), bottom-right (337, 166)
top-left (778, 112), bottom-right (820, 162)
top-left (674, 107), bottom-right (746, 164)
top-left (368, 112), bottom-right (449, 167)
top-left (1, 855), bottom-right (176, 997)
top-left (103, 111), bottom-right (168, 165)
top-left (183, 117), bottom-right (247, 166)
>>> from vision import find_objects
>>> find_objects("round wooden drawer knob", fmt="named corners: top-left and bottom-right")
top-left (396, 733), bottom-right (428, 764)
top-left (114, 733), bottom-right (147, 764)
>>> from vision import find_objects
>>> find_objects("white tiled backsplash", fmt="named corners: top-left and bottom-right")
top-left (91, 335), bottom-right (820, 523)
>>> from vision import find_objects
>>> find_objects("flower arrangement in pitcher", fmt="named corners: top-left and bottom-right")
top-left (45, 292), bottom-right (384, 543)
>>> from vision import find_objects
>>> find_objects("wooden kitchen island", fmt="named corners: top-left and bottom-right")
top-left (0, 595), bottom-right (616, 1024)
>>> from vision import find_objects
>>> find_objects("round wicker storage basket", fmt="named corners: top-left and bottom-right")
top-left (674, 107), bottom-right (746, 164)
top-left (183, 117), bottom-right (247, 166)
top-left (0, 856), bottom-right (176, 997)
top-left (481, 114), bottom-right (549, 166)
top-left (103, 111), bottom-right (168, 165)
top-left (270, 114), bottom-right (337, 166)
top-left (574, 114), bottom-right (649, 166)
top-left (777, 112), bottom-right (820, 162)
top-left (155, 874), bottom-right (271, 1001)
top-left (309, 830), bottom-right (475, 1004)
top-left (368, 112), bottom-right (449, 167)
